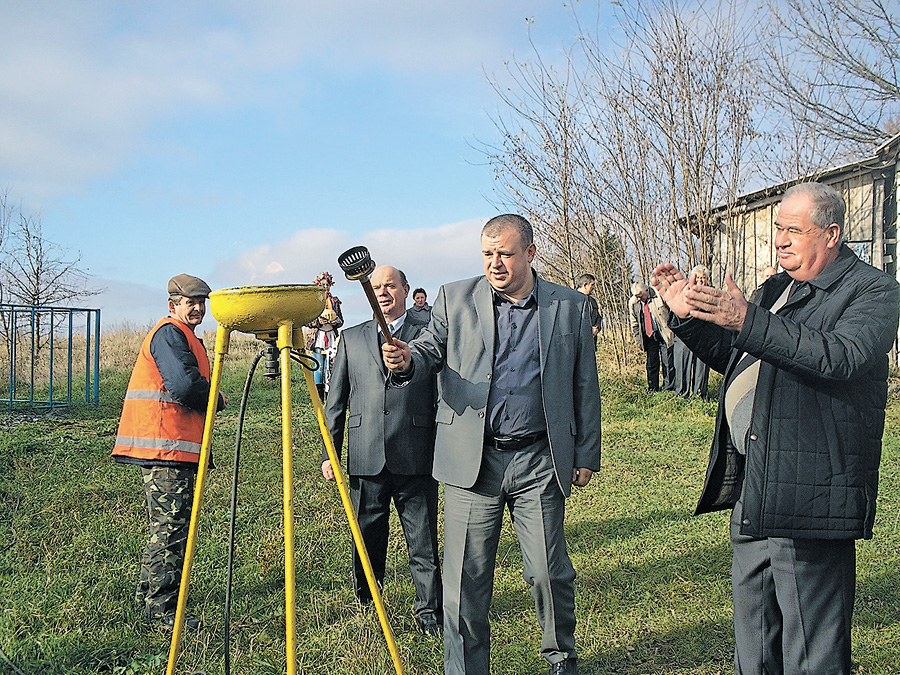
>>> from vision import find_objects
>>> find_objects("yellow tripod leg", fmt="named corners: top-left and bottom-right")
top-left (277, 323), bottom-right (299, 675)
top-left (301, 355), bottom-right (405, 675)
top-left (167, 326), bottom-right (231, 675)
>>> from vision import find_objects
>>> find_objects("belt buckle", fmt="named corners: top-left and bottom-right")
top-left (485, 434), bottom-right (513, 452)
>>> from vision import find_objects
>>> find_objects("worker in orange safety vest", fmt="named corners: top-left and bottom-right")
top-left (112, 273), bottom-right (226, 630)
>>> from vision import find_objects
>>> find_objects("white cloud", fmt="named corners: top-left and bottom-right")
top-left (92, 278), bottom-right (165, 331)
top-left (208, 218), bottom-right (486, 329)
top-left (0, 1), bottom-right (572, 199)
top-left (92, 217), bottom-right (486, 329)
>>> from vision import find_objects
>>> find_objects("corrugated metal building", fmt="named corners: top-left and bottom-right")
top-left (710, 133), bottom-right (900, 298)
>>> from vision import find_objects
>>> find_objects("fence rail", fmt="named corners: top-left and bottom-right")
top-left (1, 303), bottom-right (101, 409)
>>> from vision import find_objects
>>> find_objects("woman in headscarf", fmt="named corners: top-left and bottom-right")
top-left (306, 271), bottom-right (343, 401)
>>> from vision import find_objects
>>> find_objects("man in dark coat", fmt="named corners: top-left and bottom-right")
top-left (653, 182), bottom-right (899, 675)
top-left (321, 265), bottom-right (442, 635)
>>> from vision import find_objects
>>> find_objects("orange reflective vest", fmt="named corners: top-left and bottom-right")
top-left (112, 317), bottom-right (211, 464)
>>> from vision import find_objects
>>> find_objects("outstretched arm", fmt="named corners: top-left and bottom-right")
top-left (683, 273), bottom-right (748, 332)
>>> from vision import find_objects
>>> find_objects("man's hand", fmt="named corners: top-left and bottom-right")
top-left (684, 273), bottom-right (748, 332)
top-left (382, 337), bottom-right (412, 374)
top-left (321, 460), bottom-right (335, 481)
top-left (651, 264), bottom-right (693, 319)
top-left (216, 391), bottom-right (229, 411)
top-left (572, 467), bottom-right (593, 487)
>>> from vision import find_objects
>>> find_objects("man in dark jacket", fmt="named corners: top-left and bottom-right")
top-left (321, 265), bottom-right (442, 635)
top-left (653, 182), bottom-right (899, 675)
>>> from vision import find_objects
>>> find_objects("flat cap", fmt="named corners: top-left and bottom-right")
top-left (168, 273), bottom-right (211, 298)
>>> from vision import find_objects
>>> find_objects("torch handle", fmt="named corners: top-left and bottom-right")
top-left (360, 279), bottom-right (395, 346)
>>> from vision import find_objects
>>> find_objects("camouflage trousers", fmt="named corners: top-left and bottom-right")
top-left (135, 465), bottom-right (196, 619)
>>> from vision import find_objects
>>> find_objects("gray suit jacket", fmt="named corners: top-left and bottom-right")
top-left (404, 275), bottom-right (602, 497)
top-left (325, 314), bottom-right (436, 477)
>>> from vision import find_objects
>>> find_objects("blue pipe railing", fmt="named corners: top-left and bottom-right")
top-left (1, 304), bottom-right (101, 409)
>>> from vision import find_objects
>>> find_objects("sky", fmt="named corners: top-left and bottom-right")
top-left (0, 0), bottom-right (614, 331)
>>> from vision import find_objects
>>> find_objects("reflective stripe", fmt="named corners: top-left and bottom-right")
top-left (124, 389), bottom-right (179, 404)
top-left (114, 435), bottom-right (201, 455)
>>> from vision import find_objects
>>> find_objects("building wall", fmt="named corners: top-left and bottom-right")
top-left (713, 172), bottom-right (884, 294)
top-left (712, 166), bottom-right (900, 365)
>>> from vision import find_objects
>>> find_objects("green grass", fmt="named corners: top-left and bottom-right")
top-left (1, 359), bottom-right (898, 674)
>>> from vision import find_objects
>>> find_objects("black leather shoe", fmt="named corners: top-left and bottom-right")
top-left (549, 657), bottom-right (577, 675)
top-left (416, 617), bottom-right (443, 637)
top-left (150, 613), bottom-right (201, 631)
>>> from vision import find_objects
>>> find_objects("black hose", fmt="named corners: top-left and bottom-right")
top-left (0, 645), bottom-right (27, 675)
top-left (224, 347), bottom-right (266, 675)
top-left (290, 349), bottom-right (319, 372)
top-left (223, 345), bottom-right (318, 675)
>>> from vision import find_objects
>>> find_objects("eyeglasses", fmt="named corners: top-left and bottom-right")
top-left (774, 223), bottom-right (835, 237)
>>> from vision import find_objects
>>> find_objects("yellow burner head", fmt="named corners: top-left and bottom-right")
top-left (209, 284), bottom-right (326, 340)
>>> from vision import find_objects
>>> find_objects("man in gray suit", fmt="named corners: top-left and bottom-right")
top-left (322, 265), bottom-right (442, 635)
top-left (383, 215), bottom-right (602, 675)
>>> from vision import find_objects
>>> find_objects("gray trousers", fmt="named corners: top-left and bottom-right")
top-left (730, 502), bottom-right (856, 675)
top-left (443, 438), bottom-right (576, 675)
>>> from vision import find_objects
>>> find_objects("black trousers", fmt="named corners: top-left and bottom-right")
top-left (642, 333), bottom-right (675, 391)
top-left (350, 470), bottom-right (442, 622)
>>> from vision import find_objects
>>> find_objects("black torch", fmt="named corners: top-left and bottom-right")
top-left (337, 246), bottom-right (395, 346)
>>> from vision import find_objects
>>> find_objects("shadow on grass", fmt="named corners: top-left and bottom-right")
top-left (856, 568), bottom-right (900, 629)
top-left (566, 507), bottom-right (697, 546)
top-left (578, 616), bottom-right (733, 674)
top-left (487, 536), bottom-right (734, 674)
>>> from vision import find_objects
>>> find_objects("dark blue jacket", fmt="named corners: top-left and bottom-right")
top-left (673, 245), bottom-right (899, 539)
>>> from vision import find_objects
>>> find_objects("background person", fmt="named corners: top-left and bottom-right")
top-left (111, 274), bottom-right (226, 630)
top-left (306, 271), bottom-right (343, 401)
top-left (652, 182), bottom-right (899, 675)
top-left (628, 281), bottom-right (675, 392)
top-left (576, 273), bottom-right (601, 348)
top-left (321, 265), bottom-right (442, 636)
top-left (408, 287), bottom-right (432, 322)
top-left (382, 214), bottom-right (601, 675)
top-left (673, 265), bottom-right (711, 399)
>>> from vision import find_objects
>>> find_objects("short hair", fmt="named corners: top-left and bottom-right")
top-left (690, 265), bottom-right (710, 278)
top-left (412, 288), bottom-right (426, 298)
top-left (397, 268), bottom-right (408, 287)
top-left (783, 182), bottom-right (845, 236)
top-left (576, 273), bottom-right (596, 288)
top-left (631, 281), bottom-right (648, 296)
top-left (482, 214), bottom-right (534, 247)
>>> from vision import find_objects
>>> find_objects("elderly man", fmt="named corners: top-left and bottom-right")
top-left (383, 214), bottom-right (601, 675)
top-left (112, 274), bottom-right (226, 629)
top-left (628, 281), bottom-right (675, 392)
top-left (653, 182), bottom-right (899, 675)
top-left (321, 265), bottom-right (442, 635)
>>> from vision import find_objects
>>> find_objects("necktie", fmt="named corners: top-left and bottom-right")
top-left (642, 303), bottom-right (654, 337)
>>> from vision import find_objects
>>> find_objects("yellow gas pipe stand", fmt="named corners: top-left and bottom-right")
top-left (166, 284), bottom-right (404, 675)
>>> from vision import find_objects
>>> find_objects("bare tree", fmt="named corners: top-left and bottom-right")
top-left (480, 0), bottom-right (759, 373)
top-left (764, 0), bottom-right (900, 164)
top-left (584, 0), bottom-right (757, 272)
top-left (0, 192), bottom-right (100, 352)
top-left (479, 37), bottom-right (637, 369)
